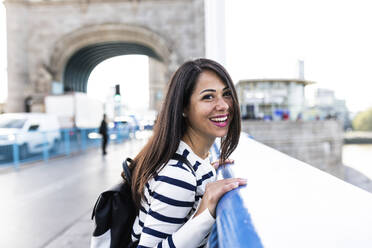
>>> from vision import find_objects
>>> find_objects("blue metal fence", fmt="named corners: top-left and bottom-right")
top-left (0, 126), bottom-right (132, 169)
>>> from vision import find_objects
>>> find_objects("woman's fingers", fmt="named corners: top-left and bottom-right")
top-left (226, 181), bottom-right (239, 190)
top-left (221, 177), bottom-right (247, 185)
top-left (195, 178), bottom-right (247, 218)
top-left (206, 178), bottom-right (247, 211)
top-left (220, 178), bottom-right (246, 194)
top-left (211, 158), bottom-right (235, 169)
top-left (207, 178), bottom-right (246, 193)
top-left (226, 158), bottom-right (234, 164)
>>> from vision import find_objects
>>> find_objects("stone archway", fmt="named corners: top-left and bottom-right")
top-left (50, 23), bottom-right (175, 82)
top-left (49, 23), bottom-right (175, 110)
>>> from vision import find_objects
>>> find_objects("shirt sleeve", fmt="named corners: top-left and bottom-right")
top-left (137, 164), bottom-right (215, 248)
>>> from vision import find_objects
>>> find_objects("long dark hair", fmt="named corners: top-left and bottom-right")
top-left (129, 58), bottom-right (241, 207)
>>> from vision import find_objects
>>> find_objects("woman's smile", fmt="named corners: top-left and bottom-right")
top-left (209, 114), bottom-right (229, 127)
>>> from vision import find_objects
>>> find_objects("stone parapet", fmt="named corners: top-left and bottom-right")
top-left (242, 120), bottom-right (344, 179)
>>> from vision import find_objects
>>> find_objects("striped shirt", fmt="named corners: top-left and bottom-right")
top-left (131, 141), bottom-right (217, 248)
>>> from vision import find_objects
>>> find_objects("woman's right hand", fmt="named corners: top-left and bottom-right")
top-left (194, 178), bottom-right (247, 218)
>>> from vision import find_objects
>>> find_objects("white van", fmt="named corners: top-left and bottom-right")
top-left (0, 113), bottom-right (61, 159)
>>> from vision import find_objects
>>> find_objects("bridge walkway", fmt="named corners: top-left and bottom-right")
top-left (0, 132), bottom-right (150, 248)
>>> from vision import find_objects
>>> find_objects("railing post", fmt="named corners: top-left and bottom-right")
top-left (42, 131), bottom-right (49, 162)
top-left (81, 129), bottom-right (86, 151)
top-left (95, 128), bottom-right (100, 147)
top-left (117, 128), bottom-right (122, 143)
top-left (64, 129), bottom-right (70, 156)
top-left (12, 134), bottom-right (19, 170)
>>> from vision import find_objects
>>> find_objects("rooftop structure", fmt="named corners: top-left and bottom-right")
top-left (236, 79), bottom-right (315, 121)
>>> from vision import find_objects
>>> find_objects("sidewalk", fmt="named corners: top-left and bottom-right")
top-left (44, 210), bottom-right (93, 248)
top-left (0, 132), bottom-right (151, 248)
top-left (45, 136), bottom-right (151, 248)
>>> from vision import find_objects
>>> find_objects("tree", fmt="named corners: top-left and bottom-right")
top-left (352, 107), bottom-right (372, 131)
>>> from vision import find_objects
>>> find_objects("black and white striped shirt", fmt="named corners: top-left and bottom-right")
top-left (131, 141), bottom-right (217, 248)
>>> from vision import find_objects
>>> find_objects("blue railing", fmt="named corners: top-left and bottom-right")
top-left (216, 164), bottom-right (263, 248)
top-left (210, 133), bottom-right (372, 247)
top-left (0, 126), bottom-right (133, 169)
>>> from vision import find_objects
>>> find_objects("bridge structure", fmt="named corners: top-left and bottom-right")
top-left (4, 0), bottom-right (213, 112)
top-left (213, 134), bottom-right (372, 247)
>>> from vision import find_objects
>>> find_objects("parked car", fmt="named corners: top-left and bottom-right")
top-left (0, 113), bottom-right (61, 159)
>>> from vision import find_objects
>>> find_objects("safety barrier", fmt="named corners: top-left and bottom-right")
top-left (0, 126), bottom-right (133, 169)
top-left (211, 133), bottom-right (372, 247)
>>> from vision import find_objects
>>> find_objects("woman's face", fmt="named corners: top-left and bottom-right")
top-left (184, 70), bottom-right (234, 142)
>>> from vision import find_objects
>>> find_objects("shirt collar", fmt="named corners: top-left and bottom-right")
top-left (177, 140), bottom-right (211, 166)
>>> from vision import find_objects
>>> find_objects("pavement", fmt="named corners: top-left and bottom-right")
top-left (1, 130), bottom-right (371, 248)
top-left (0, 131), bottom-right (151, 248)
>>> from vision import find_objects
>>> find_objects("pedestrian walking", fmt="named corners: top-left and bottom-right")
top-left (128, 58), bottom-right (247, 247)
top-left (99, 114), bottom-right (108, 155)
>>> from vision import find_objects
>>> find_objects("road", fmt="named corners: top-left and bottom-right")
top-left (0, 132), bottom-right (150, 248)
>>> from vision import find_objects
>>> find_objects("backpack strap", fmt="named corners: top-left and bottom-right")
top-left (171, 153), bottom-right (195, 174)
top-left (122, 158), bottom-right (134, 184)
top-left (121, 155), bottom-right (194, 183)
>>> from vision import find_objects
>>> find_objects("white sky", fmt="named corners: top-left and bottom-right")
top-left (224, 0), bottom-right (372, 113)
top-left (1, 0), bottom-right (372, 112)
top-left (87, 55), bottom-right (149, 110)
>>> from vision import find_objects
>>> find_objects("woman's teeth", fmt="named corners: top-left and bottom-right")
top-left (210, 116), bottom-right (228, 122)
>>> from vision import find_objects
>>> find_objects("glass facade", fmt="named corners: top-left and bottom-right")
top-left (237, 80), bottom-right (310, 120)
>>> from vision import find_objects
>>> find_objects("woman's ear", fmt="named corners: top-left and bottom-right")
top-left (182, 106), bottom-right (189, 118)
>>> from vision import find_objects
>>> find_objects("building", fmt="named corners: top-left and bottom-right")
top-left (305, 88), bottom-right (351, 129)
top-left (236, 79), bottom-right (314, 121)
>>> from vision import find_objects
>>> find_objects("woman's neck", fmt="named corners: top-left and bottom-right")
top-left (182, 131), bottom-right (214, 160)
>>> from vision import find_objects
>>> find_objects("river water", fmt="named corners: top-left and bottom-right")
top-left (343, 144), bottom-right (372, 180)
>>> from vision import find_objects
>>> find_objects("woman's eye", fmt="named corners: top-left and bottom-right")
top-left (202, 94), bottom-right (213, 100)
top-left (223, 91), bottom-right (232, 97)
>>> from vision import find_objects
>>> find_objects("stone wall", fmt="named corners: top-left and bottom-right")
top-left (5, 0), bottom-right (205, 112)
top-left (242, 120), bottom-right (344, 179)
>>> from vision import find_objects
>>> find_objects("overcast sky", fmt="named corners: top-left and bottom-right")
top-left (1, 0), bottom-right (372, 112)
top-left (224, 0), bottom-right (372, 113)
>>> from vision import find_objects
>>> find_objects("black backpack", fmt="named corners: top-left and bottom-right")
top-left (91, 158), bottom-right (137, 248)
top-left (91, 154), bottom-right (194, 248)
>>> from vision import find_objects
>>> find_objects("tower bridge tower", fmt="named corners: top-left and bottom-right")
top-left (4, 0), bottom-right (207, 112)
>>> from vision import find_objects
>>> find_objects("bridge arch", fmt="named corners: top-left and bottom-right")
top-left (49, 23), bottom-right (176, 109)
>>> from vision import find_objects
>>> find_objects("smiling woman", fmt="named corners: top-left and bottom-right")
top-left (125, 58), bottom-right (245, 248)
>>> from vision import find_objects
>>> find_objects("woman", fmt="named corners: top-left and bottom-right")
top-left (129, 58), bottom-right (246, 248)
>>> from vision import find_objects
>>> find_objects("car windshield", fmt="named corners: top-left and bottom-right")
top-left (0, 118), bottom-right (26, 129)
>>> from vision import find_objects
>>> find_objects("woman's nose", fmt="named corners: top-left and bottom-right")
top-left (216, 97), bottom-right (229, 111)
